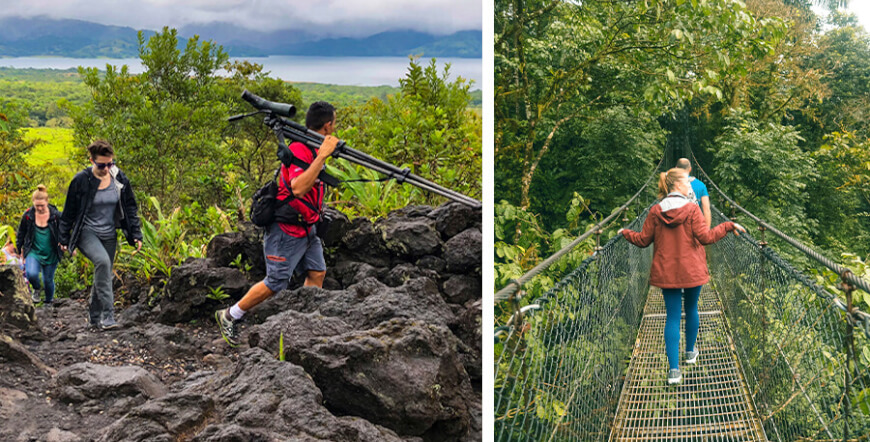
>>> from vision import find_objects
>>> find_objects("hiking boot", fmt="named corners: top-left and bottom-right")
top-left (215, 309), bottom-right (240, 347)
top-left (686, 349), bottom-right (700, 365)
top-left (668, 369), bottom-right (682, 385)
top-left (31, 288), bottom-right (42, 303)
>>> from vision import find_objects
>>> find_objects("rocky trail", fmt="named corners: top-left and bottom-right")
top-left (0, 203), bottom-right (481, 442)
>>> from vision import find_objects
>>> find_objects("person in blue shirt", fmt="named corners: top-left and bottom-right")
top-left (675, 158), bottom-right (711, 228)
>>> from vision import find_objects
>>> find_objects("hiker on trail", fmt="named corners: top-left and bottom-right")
top-left (59, 140), bottom-right (142, 330)
top-left (675, 158), bottom-right (711, 228)
top-left (16, 185), bottom-right (62, 305)
top-left (2, 241), bottom-right (23, 268)
top-left (1, 241), bottom-right (30, 301)
top-left (215, 101), bottom-right (339, 347)
top-left (619, 168), bottom-right (745, 385)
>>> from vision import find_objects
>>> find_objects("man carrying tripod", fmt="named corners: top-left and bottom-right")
top-left (215, 101), bottom-right (339, 347)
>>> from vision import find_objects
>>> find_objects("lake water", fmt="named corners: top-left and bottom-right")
top-left (0, 55), bottom-right (482, 88)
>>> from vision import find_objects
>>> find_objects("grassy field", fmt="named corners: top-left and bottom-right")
top-left (17, 127), bottom-right (80, 211)
top-left (23, 127), bottom-right (76, 167)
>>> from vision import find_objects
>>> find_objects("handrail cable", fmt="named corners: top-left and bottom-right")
top-left (494, 156), bottom-right (664, 303)
top-left (691, 153), bottom-right (870, 296)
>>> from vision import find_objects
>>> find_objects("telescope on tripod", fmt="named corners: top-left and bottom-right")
top-left (228, 90), bottom-right (481, 208)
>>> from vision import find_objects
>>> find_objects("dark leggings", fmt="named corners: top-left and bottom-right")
top-left (77, 229), bottom-right (117, 326)
top-left (662, 285), bottom-right (702, 370)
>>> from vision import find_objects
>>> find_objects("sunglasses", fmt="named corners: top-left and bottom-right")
top-left (93, 160), bottom-right (116, 170)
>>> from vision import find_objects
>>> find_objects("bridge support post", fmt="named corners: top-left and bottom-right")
top-left (839, 274), bottom-right (856, 442)
top-left (758, 225), bottom-right (769, 419)
top-left (508, 284), bottom-right (525, 336)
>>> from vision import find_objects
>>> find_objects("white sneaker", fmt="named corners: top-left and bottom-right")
top-left (668, 369), bottom-right (682, 385)
top-left (31, 288), bottom-right (42, 303)
top-left (686, 349), bottom-right (699, 365)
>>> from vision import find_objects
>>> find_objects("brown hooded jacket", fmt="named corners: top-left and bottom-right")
top-left (621, 193), bottom-right (735, 289)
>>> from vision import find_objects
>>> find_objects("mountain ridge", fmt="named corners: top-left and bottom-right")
top-left (0, 16), bottom-right (481, 58)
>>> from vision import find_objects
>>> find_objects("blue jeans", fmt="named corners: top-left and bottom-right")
top-left (25, 254), bottom-right (58, 303)
top-left (662, 285), bottom-right (702, 370)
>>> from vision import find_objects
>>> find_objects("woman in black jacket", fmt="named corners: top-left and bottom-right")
top-left (59, 140), bottom-right (142, 330)
top-left (16, 185), bottom-right (63, 304)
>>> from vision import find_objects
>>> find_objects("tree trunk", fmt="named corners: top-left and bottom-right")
top-left (519, 113), bottom-right (579, 209)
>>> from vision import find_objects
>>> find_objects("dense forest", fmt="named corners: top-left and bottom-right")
top-left (0, 27), bottom-right (481, 295)
top-left (494, 2), bottom-right (870, 438)
top-left (495, 0), bottom-right (870, 300)
top-left (0, 67), bottom-right (482, 129)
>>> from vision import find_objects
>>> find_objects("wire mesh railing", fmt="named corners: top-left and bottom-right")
top-left (706, 205), bottom-right (870, 441)
top-left (494, 208), bottom-right (654, 441)
top-left (494, 150), bottom-right (870, 441)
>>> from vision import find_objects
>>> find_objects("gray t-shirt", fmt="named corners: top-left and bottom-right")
top-left (83, 178), bottom-right (119, 239)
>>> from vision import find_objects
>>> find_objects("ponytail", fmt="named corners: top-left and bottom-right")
top-left (657, 172), bottom-right (668, 200)
top-left (657, 168), bottom-right (685, 199)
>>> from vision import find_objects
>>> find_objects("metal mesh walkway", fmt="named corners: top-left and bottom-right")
top-left (610, 285), bottom-right (767, 441)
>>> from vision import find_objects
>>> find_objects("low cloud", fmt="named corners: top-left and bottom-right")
top-left (0, 0), bottom-right (481, 36)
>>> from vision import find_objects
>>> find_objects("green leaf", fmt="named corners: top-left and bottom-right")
top-left (536, 402), bottom-right (546, 419)
top-left (553, 400), bottom-right (567, 417)
top-left (857, 388), bottom-right (870, 416)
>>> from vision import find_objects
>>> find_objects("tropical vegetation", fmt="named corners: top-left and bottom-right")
top-left (0, 27), bottom-right (481, 296)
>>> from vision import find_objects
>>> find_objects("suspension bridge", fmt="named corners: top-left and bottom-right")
top-left (494, 157), bottom-right (870, 441)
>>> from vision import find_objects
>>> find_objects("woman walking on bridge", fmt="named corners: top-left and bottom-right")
top-left (619, 168), bottom-right (744, 385)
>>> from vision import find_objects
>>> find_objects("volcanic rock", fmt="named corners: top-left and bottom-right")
top-left (156, 259), bottom-right (249, 324)
top-left (444, 228), bottom-right (481, 274)
top-left (0, 265), bottom-right (36, 330)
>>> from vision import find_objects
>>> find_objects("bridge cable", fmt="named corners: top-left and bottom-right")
top-left (693, 153), bottom-right (870, 440)
top-left (494, 155), bottom-right (664, 304)
top-left (690, 152), bottom-right (870, 296)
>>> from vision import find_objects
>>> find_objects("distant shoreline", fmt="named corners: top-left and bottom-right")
top-left (0, 54), bottom-right (482, 60)
top-left (0, 56), bottom-right (482, 88)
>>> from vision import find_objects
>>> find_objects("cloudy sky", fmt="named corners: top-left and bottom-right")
top-left (813, 3), bottom-right (870, 35)
top-left (0, 0), bottom-right (482, 37)
top-left (847, 2), bottom-right (870, 31)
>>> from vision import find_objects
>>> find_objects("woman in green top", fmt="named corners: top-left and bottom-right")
top-left (16, 184), bottom-right (63, 304)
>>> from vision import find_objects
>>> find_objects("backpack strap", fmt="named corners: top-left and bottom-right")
top-left (277, 139), bottom-right (341, 187)
top-left (277, 171), bottom-right (321, 217)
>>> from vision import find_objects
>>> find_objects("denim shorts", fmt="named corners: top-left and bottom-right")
top-left (263, 222), bottom-right (326, 292)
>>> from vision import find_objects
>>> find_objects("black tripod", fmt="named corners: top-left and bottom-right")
top-left (229, 91), bottom-right (481, 208)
